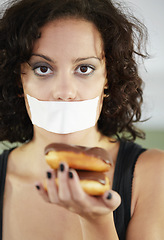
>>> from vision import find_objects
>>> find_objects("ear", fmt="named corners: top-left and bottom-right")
top-left (103, 79), bottom-right (110, 98)
top-left (104, 78), bottom-right (108, 88)
top-left (20, 62), bottom-right (28, 75)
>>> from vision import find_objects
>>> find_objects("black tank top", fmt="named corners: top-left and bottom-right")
top-left (0, 141), bottom-right (146, 240)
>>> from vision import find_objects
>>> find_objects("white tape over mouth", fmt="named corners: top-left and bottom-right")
top-left (26, 94), bottom-right (99, 134)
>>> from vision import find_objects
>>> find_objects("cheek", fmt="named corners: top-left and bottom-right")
top-left (96, 91), bottom-right (104, 121)
top-left (21, 73), bottom-right (49, 100)
top-left (23, 94), bottom-right (32, 120)
top-left (21, 72), bottom-right (33, 94)
top-left (96, 75), bottom-right (106, 112)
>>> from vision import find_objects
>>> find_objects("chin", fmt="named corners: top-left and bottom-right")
top-left (34, 125), bottom-right (98, 146)
top-left (51, 129), bottom-right (92, 145)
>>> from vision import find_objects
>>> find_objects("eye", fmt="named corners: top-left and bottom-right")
top-left (75, 64), bottom-right (95, 76)
top-left (33, 65), bottom-right (53, 77)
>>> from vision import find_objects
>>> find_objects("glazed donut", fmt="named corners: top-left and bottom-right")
top-left (44, 143), bottom-right (112, 195)
top-left (45, 143), bottom-right (112, 172)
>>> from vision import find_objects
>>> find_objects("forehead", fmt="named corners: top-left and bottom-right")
top-left (32, 18), bottom-right (104, 58)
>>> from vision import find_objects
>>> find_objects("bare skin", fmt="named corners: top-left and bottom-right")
top-left (2, 18), bottom-right (164, 240)
top-left (3, 138), bottom-right (119, 240)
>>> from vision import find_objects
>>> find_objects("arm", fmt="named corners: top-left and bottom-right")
top-left (126, 149), bottom-right (164, 239)
top-left (79, 212), bottom-right (119, 240)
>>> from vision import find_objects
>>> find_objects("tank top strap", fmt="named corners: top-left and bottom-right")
top-left (112, 140), bottom-right (146, 240)
top-left (0, 148), bottom-right (14, 240)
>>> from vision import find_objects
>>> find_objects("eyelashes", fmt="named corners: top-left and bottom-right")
top-left (29, 62), bottom-right (96, 78)
top-left (75, 65), bottom-right (95, 76)
top-left (33, 65), bottom-right (53, 77)
top-left (30, 62), bottom-right (54, 77)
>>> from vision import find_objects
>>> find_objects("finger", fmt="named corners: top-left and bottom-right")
top-left (57, 162), bottom-right (72, 203)
top-left (68, 169), bottom-right (86, 204)
top-left (103, 190), bottom-right (121, 211)
top-left (35, 182), bottom-right (50, 202)
top-left (46, 169), bottom-right (59, 203)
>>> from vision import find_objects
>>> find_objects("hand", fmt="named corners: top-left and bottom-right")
top-left (35, 162), bottom-right (121, 220)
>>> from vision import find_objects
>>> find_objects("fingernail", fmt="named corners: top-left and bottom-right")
top-left (47, 171), bottom-right (52, 179)
top-left (68, 171), bottom-right (73, 179)
top-left (35, 185), bottom-right (40, 190)
top-left (60, 163), bottom-right (65, 172)
top-left (107, 192), bottom-right (112, 200)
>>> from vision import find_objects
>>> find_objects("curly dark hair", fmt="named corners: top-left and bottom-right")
top-left (0, 0), bottom-right (149, 143)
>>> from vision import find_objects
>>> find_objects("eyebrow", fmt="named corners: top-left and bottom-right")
top-left (74, 57), bottom-right (101, 63)
top-left (31, 53), bottom-right (55, 63)
top-left (31, 53), bottom-right (101, 63)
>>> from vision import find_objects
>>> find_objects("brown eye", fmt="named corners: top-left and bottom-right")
top-left (33, 65), bottom-right (53, 77)
top-left (40, 66), bottom-right (48, 73)
top-left (75, 64), bottom-right (95, 76)
top-left (80, 66), bottom-right (88, 73)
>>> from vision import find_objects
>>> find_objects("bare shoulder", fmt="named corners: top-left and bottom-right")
top-left (135, 148), bottom-right (164, 179)
top-left (134, 148), bottom-right (164, 202)
top-left (134, 148), bottom-right (164, 200)
top-left (139, 147), bottom-right (164, 161)
top-left (7, 143), bottom-right (34, 176)
top-left (127, 148), bottom-right (164, 239)
top-left (132, 148), bottom-right (164, 207)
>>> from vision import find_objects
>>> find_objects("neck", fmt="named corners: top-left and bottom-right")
top-left (31, 125), bottom-right (107, 151)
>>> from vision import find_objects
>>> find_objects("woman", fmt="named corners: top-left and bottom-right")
top-left (0, 0), bottom-right (164, 239)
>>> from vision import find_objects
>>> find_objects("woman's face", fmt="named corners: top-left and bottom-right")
top-left (21, 18), bottom-right (107, 122)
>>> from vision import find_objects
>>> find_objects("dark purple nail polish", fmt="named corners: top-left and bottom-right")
top-left (68, 171), bottom-right (73, 179)
top-left (60, 163), bottom-right (64, 172)
top-left (107, 192), bottom-right (112, 200)
top-left (47, 171), bottom-right (52, 179)
top-left (36, 185), bottom-right (40, 190)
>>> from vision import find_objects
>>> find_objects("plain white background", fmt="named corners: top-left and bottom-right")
top-left (123, 0), bottom-right (164, 130)
top-left (0, 0), bottom-right (164, 130)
